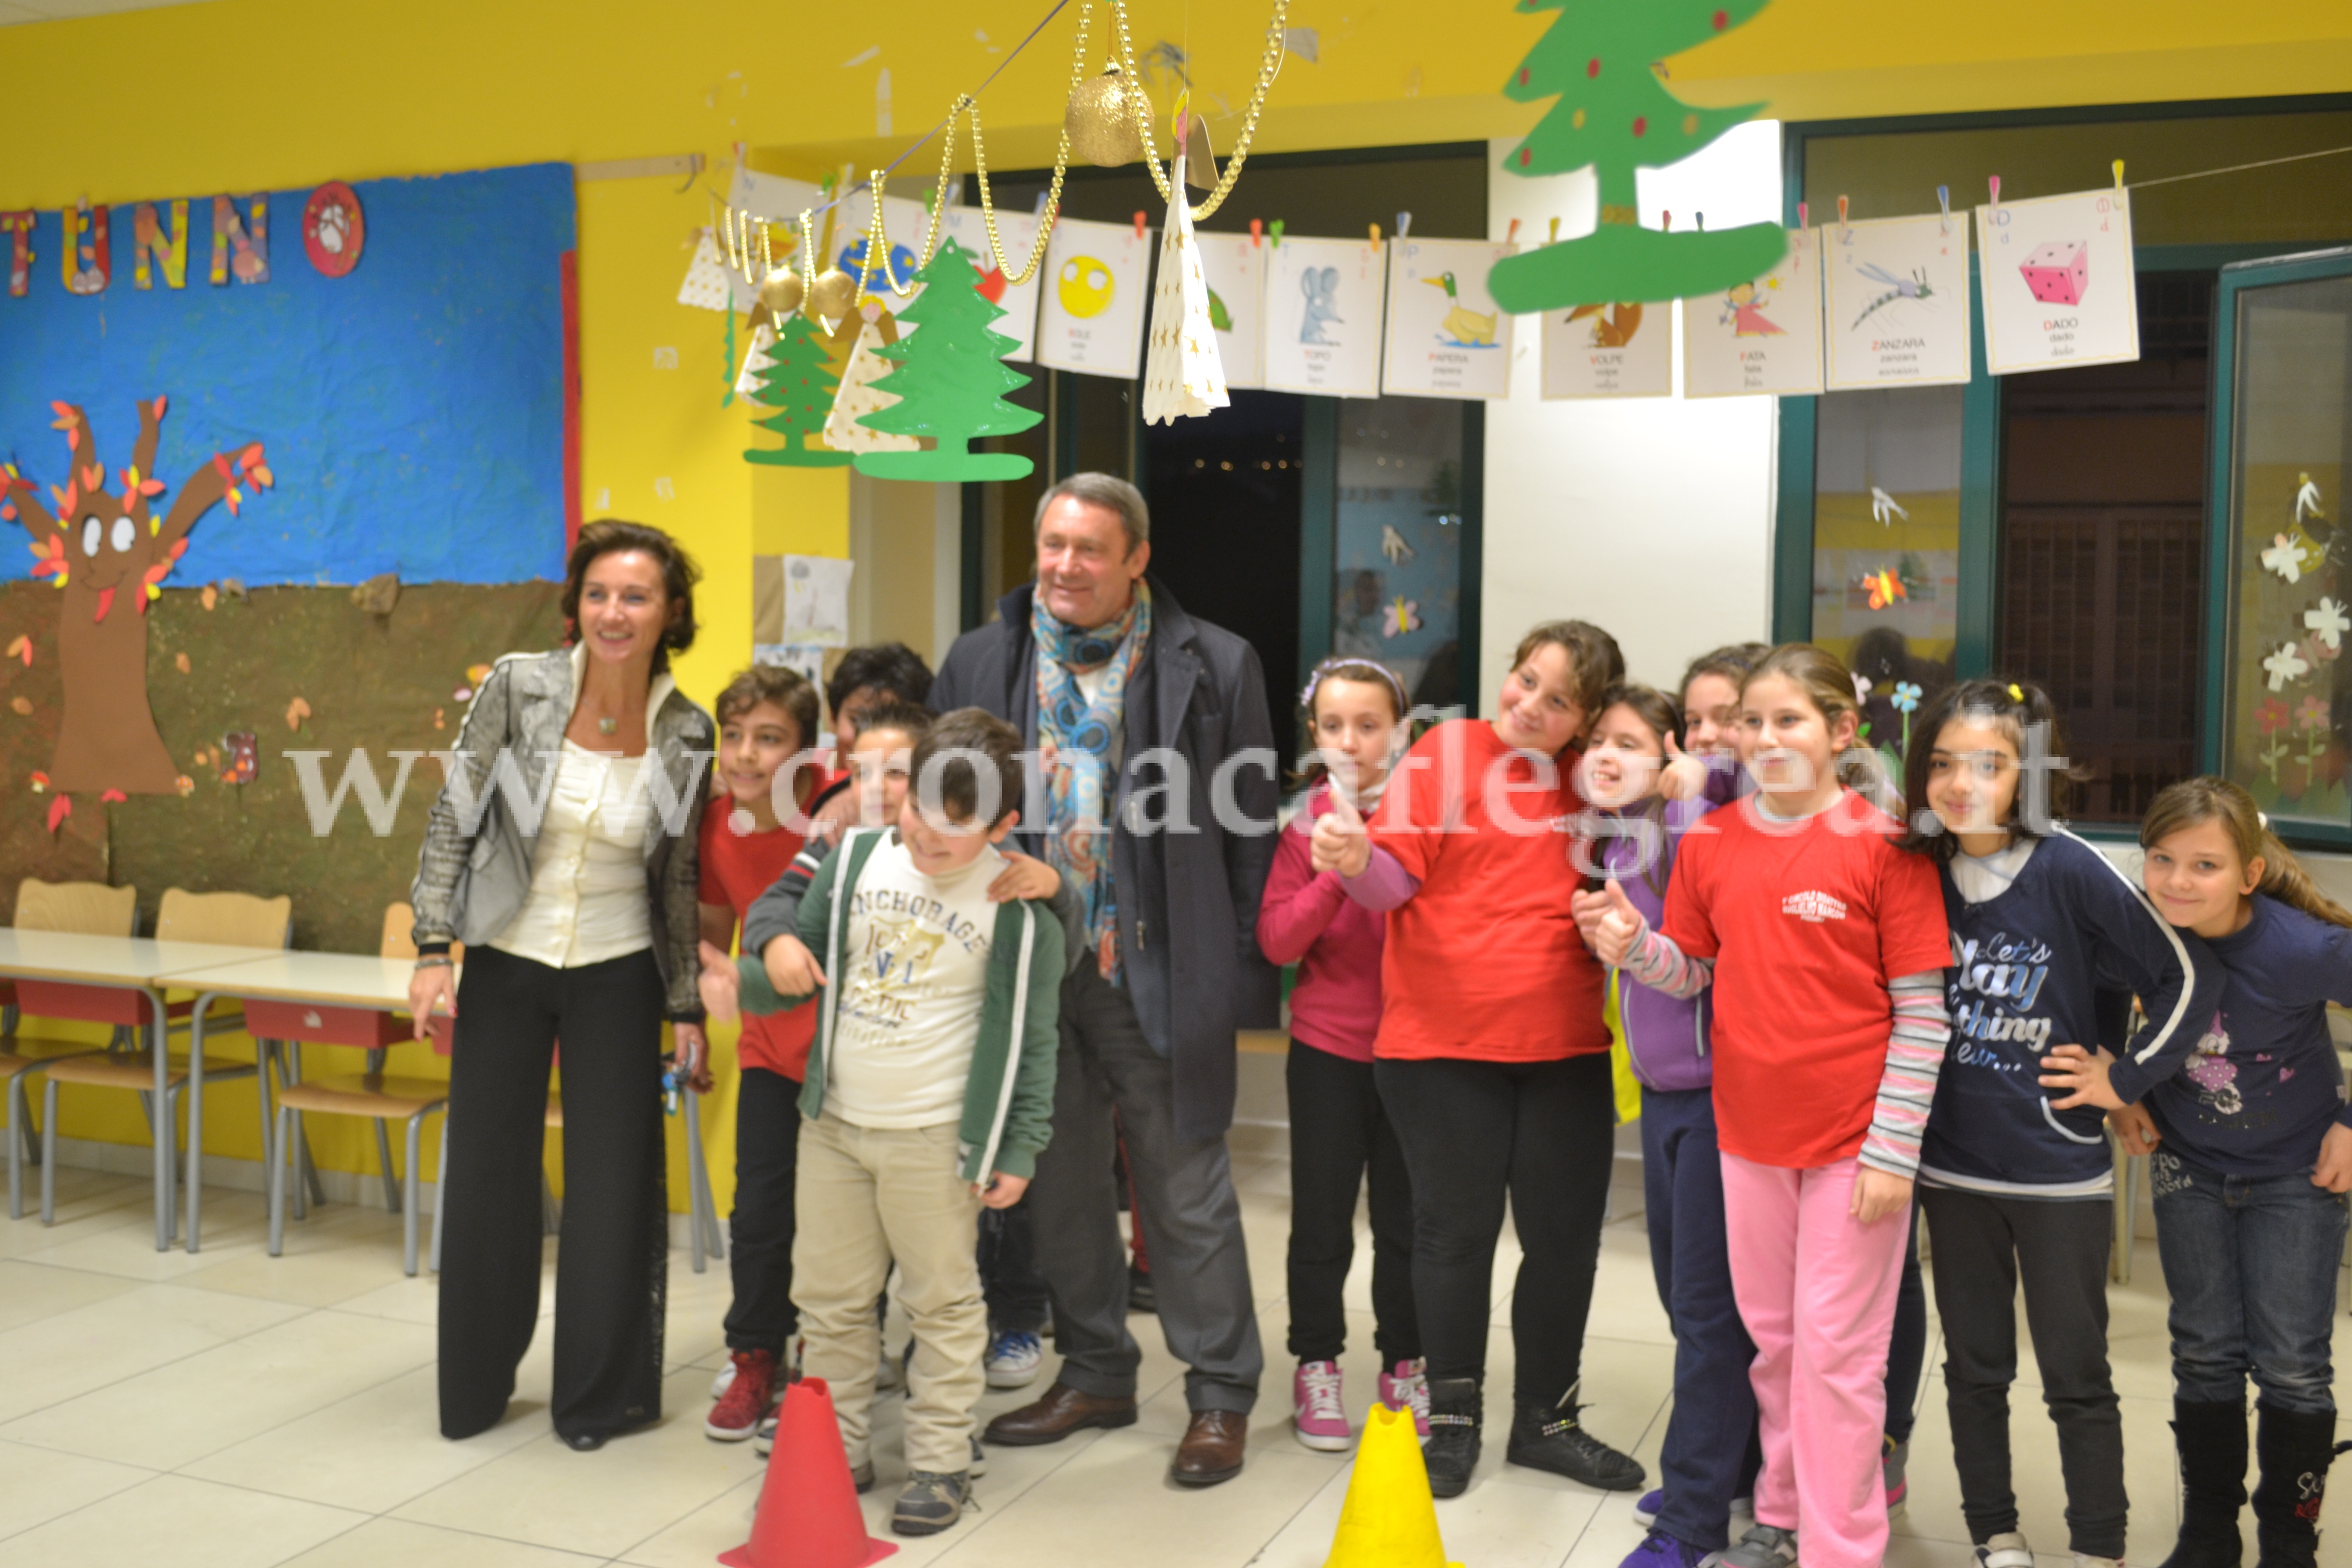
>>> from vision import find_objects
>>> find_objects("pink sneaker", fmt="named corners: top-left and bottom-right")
top-left (1378, 1357), bottom-right (1430, 1437)
top-left (1293, 1360), bottom-right (1352, 1452)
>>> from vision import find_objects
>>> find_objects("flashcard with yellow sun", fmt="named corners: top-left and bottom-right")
top-left (1680, 226), bottom-right (1824, 399)
top-left (1036, 215), bottom-right (1152, 380)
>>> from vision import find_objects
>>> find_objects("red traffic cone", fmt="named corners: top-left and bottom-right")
top-left (720, 1377), bottom-right (898, 1568)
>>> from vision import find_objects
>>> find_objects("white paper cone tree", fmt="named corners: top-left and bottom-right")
top-left (734, 318), bottom-right (778, 398)
top-left (1142, 153), bottom-right (1230, 425)
top-left (825, 306), bottom-right (920, 454)
top-left (678, 229), bottom-right (732, 311)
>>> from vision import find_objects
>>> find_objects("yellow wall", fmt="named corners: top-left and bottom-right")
top-left (5, 0), bottom-right (2350, 1206)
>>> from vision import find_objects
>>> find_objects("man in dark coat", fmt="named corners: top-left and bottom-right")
top-left (933, 472), bottom-right (1279, 1487)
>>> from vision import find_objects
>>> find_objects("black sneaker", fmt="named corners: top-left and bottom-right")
top-left (891, 1470), bottom-right (972, 1536)
top-left (1423, 1376), bottom-right (1483, 1499)
top-left (1507, 1400), bottom-right (1646, 1491)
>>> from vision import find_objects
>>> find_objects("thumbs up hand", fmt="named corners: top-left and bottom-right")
top-left (1310, 787), bottom-right (1373, 878)
top-left (1591, 878), bottom-right (1646, 968)
top-left (1659, 732), bottom-right (1708, 803)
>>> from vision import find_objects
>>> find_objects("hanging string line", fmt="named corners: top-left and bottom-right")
top-left (2128, 142), bottom-right (2352, 189)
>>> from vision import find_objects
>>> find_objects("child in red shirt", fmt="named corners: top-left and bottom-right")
top-left (1257, 658), bottom-right (1422, 1453)
top-left (698, 665), bottom-right (836, 1442)
top-left (1312, 621), bottom-right (1639, 1500)
top-left (1591, 644), bottom-right (1951, 1568)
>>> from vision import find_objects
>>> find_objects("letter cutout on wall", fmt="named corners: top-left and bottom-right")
top-left (61, 201), bottom-right (109, 295)
top-left (210, 194), bottom-right (269, 285)
top-left (1, 211), bottom-right (32, 298)
top-left (132, 200), bottom-right (189, 290)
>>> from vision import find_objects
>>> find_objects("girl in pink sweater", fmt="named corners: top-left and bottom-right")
top-left (1258, 657), bottom-right (1419, 1455)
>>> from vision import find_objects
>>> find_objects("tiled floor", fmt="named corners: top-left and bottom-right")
top-left (5, 1113), bottom-right (2351, 1568)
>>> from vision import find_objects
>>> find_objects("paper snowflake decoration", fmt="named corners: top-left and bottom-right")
top-left (2306, 597), bottom-right (2350, 652)
top-left (2264, 642), bottom-right (2311, 692)
top-left (2264, 533), bottom-right (2310, 583)
top-left (1383, 596), bottom-right (1422, 638)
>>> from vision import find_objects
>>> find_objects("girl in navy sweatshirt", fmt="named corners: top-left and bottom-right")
top-left (2045, 777), bottom-right (2352, 1568)
top-left (1898, 679), bottom-right (2219, 1568)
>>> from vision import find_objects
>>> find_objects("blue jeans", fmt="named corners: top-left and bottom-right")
top-left (2151, 1150), bottom-right (2348, 1416)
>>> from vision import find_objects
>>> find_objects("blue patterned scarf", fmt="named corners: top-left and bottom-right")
top-left (1033, 582), bottom-right (1151, 981)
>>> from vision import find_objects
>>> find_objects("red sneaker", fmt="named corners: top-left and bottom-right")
top-left (705, 1349), bottom-right (777, 1441)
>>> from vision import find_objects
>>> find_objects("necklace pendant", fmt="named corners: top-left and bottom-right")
top-left (597, 717), bottom-right (618, 736)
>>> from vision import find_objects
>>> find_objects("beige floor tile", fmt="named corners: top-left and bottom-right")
top-left (12, 1188), bottom-right (277, 1281)
top-left (0, 1279), bottom-right (305, 1425)
top-left (0, 1473), bottom-right (366, 1568)
top-left (182, 1365), bottom-right (550, 1514)
top-left (0, 1437), bottom-right (155, 1542)
top-left (392, 1368), bottom-right (761, 1558)
top-left (278, 1516), bottom-right (608, 1567)
top-left (170, 1207), bottom-right (421, 1310)
top-left (329, 1269), bottom-right (444, 1327)
top-left (0, 1256), bottom-right (144, 1332)
top-left (2, 1306), bottom-right (434, 1467)
top-left (0, 1177), bottom-right (157, 1260)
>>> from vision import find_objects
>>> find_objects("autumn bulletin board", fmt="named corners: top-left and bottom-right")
top-left (0, 163), bottom-right (575, 951)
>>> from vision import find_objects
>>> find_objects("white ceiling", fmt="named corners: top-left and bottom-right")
top-left (0, 0), bottom-right (217, 26)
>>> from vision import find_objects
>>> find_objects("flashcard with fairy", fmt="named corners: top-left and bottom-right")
top-left (1823, 212), bottom-right (1973, 390)
top-left (1195, 229), bottom-right (1268, 390)
top-left (1382, 239), bottom-right (1514, 400)
top-left (938, 205), bottom-right (1044, 363)
top-left (1682, 228), bottom-right (1824, 398)
top-left (1974, 185), bottom-right (2139, 376)
top-left (1263, 237), bottom-right (1386, 399)
top-left (1541, 298), bottom-right (1673, 399)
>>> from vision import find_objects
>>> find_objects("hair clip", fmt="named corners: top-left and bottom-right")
top-left (1300, 656), bottom-right (1410, 714)
top-left (2007, 683), bottom-right (2024, 703)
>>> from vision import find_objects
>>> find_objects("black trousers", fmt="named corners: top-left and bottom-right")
top-left (1376, 1052), bottom-right (1614, 1407)
top-left (980, 1198), bottom-right (1051, 1335)
top-left (1887, 1201), bottom-right (1927, 1443)
top-left (438, 945), bottom-right (669, 1443)
top-left (1287, 1040), bottom-right (1419, 1366)
top-left (1920, 1185), bottom-right (2126, 1557)
top-left (724, 1066), bottom-right (802, 1354)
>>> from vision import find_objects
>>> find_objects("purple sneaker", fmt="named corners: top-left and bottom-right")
top-left (1621, 1530), bottom-right (1709, 1568)
top-left (1377, 1358), bottom-right (1429, 1437)
top-left (1634, 1490), bottom-right (1665, 1527)
top-left (1293, 1360), bottom-right (1352, 1452)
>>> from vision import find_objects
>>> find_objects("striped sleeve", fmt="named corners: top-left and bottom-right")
top-left (1860, 969), bottom-right (1952, 1178)
top-left (1624, 918), bottom-right (1715, 1001)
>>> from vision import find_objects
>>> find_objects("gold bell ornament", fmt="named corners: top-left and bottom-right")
top-left (1065, 60), bottom-right (1153, 168)
top-left (805, 267), bottom-right (859, 321)
top-left (756, 266), bottom-right (804, 316)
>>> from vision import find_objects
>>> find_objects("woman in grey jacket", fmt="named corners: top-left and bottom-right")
top-left (408, 521), bottom-right (716, 1450)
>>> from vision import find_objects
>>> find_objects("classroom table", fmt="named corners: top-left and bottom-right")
top-left (0, 929), bottom-right (288, 1250)
top-left (152, 951), bottom-right (445, 1254)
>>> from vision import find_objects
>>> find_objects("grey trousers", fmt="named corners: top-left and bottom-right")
top-left (1027, 966), bottom-right (1264, 1413)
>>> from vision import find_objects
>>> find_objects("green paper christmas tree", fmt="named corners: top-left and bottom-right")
top-left (744, 311), bottom-right (853, 468)
top-left (853, 236), bottom-right (1040, 482)
top-left (1487, 0), bottom-right (1788, 313)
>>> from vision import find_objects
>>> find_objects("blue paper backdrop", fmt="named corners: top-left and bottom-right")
top-left (0, 162), bottom-right (573, 586)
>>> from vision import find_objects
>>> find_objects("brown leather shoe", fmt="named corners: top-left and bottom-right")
top-left (983, 1382), bottom-right (1139, 1447)
top-left (1171, 1408), bottom-right (1247, 1487)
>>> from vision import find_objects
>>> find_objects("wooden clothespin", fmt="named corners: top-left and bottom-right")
top-left (1250, 217), bottom-right (1264, 248)
top-left (1937, 184), bottom-right (1950, 235)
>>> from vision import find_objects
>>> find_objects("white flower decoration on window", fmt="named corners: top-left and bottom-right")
top-left (2306, 597), bottom-right (2350, 652)
top-left (2264, 533), bottom-right (2309, 583)
top-left (2264, 642), bottom-right (2312, 692)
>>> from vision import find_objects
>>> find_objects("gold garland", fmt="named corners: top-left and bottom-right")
top-left (1109, 0), bottom-right (1288, 219)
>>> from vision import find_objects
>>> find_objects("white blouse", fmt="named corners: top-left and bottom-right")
top-left (487, 739), bottom-right (656, 969)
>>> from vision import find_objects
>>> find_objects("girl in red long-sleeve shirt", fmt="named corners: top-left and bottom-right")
top-left (1258, 658), bottom-right (1420, 1455)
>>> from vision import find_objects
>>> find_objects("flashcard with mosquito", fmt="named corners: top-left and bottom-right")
top-left (1974, 186), bottom-right (2139, 376)
top-left (1824, 212), bottom-right (1973, 390)
top-left (1682, 228), bottom-right (1825, 399)
top-left (939, 204), bottom-right (1044, 363)
top-left (1541, 297), bottom-right (1673, 399)
top-left (1382, 239), bottom-right (1514, 400)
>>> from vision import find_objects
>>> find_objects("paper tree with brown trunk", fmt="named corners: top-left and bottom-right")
top-left (5, 398), bottom-right (271, 805)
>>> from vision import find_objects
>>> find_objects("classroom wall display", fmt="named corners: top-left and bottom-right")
top-left (1541, 299), bottom-right (1673, 399)
top-left (1823, 212), bottom-right (1974, 390)
top-left (1263, 236), bottom-right (1386, 398)
top-left (1034, 216), bottom-right (1152, 380)
top-left (1195, 229), bottom-right (1267, 389)
top-left (1974, 185), bottom-right (2140, 376)
top-left (937, 205), bottom-right (1044, 363)
top-left (1681, 227), bottom-right (1825, 398)
top-left (1382, 239), bottom-right (1515, 400)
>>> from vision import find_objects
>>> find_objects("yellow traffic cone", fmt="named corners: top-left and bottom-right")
top-left (1320, 1403), bottom-right (1465, 1568)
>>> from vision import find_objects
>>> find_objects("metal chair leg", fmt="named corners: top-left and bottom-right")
top-left (6, 1071), bottom-right (27, 1221)
top-left (165, 1082), bottom-right (185, 1247)
top-left (268, 1104), bottom-right (291, 1258)
top-left (684, 1084), bottom-right (718, 1273)
top-left (430, 1121), bottom-right (448, 1275)
top-left (403, 1109), bottom-right (439, 1277)
top-left (39, 1076), bottom-right (58, 1224)
top-left (375, 1120), bottom-right (401, 1215)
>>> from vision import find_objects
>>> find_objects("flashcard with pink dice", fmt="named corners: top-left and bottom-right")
top-left (1973, 185), bottom-right (2139, 376)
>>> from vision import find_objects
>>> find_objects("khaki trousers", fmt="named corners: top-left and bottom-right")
top-left (792, 1110), bottom-right (986, 1473)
